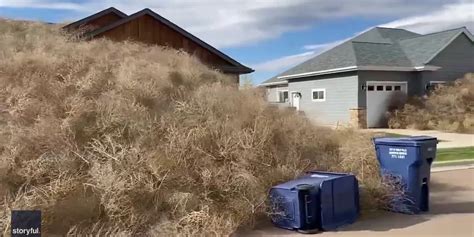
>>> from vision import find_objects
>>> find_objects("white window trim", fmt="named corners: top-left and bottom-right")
top-left (426, 81), bottom-right (446, 90)
top-left (276, 89), bottom-right (289, 103)
top-left (366, 81), bottom-right (408, 84)
top-left (366, 81), bottom-right (408, 92)
top-left (311, 89), bottom-right (326, 102)
top-left (429, 81), bottom-right (446, 84)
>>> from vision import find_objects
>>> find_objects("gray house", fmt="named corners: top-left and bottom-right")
top-left (260, 27), bottom-right (474, 128)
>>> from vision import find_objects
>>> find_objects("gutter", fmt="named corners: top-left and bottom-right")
top-left (358, 65), bottom-right (441, 71)
top-left (258, 81), bottom-right (289, 87)
top-left (278, 66), bottom-right (358, 80)
top-left (277, 65), bottom-right (441, 80)
top-left (217, 65), bottom-right (254, 74)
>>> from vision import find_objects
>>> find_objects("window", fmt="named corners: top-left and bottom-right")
top-left (376, 85), bottom-right (384, 91)
top-left (386, 85), bottom-right (393, 91)
top-left (394, 85), bottom-right (401, 91)
top-left (312, 89), bottom-right (326, 101)
top-left (368, 85), bottom-right (374, 91)
top-left (426, 81), bottom-right (446, 92)
top-left (278, 90), bottom-right (289, 103)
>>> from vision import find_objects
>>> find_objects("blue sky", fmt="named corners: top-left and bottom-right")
top-left (1, 0), bottom-right (473, 84)
top-left (226, 17), bottom-right (396, 82)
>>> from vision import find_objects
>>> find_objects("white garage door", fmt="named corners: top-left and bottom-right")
top-left (366, 81), bottom-right (407, 128)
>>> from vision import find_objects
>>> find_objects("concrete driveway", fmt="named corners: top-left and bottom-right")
top-left (240, 169), bottom-right (474, 237)
top-left (367, 129), bottom-right (474, 149)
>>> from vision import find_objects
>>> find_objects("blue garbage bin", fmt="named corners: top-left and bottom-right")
top-left (373, 136), bottom-right (437, 214)
top-left (269, 171), bottom-right (359, 233)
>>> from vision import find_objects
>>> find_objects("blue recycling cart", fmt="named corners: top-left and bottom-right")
top-left (269, 171), bottom-right (359, 233)
top-left (373, 136), bottom-right (438, 214)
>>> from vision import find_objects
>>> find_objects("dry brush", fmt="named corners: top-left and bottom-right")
top-left (389, 73), bottom-right (474, 133)
top-left (0, 20), bottom-right (389, 236)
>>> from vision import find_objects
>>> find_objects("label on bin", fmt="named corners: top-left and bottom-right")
top-left (388, 147), bottom-right (407, 159)
top-left (310, 174), bottom-right (329, 178)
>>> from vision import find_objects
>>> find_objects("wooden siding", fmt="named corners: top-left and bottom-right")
top-left (224, 73), bottom-right (240, 84)
top-left (96, 15), bottom-right (234, 69)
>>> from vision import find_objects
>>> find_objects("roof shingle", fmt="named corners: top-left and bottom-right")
top-left (399, 28), bottom-right (464, 65)
top-left (261, 27), bottom-right (472, 85)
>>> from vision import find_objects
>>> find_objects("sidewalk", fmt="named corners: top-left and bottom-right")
top-left (432, 161), bottom-right (474, 172)
top-left (240, 169), bottom-right (474, 237)
top-left (367, 129), bottom-right (474, 149)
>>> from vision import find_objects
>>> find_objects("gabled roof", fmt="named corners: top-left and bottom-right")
top-left (261, 41), bottom-right (357, 85)
top-left (352, 27), bottom-right (420, 43)
top-left (353, 41), bottom-right (413, 67)
top-left (63, 7), bottom-right (127, 31)
top-left (260, 27), bottom-right (473, 86)
top-left (85, 8), bottom-right (253, 74)
top-left (399, 27), bottom-right (472, 65)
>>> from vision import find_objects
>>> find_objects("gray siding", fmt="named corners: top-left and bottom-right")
top-left (262, 31), bottom-right (473, 128)
top-left (266, 85), bottom-right (289, 103)
top-left (419, 33), bottom-right (474, 93)
top-left (288, 72), bottom-right (358, 125)
top-left (358, 71), bottom-right (416, 107)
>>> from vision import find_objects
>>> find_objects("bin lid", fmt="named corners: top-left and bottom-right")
top-left (272, 172), bottom-right (350, 190)
top-left (374, 136), bottom-right (437, 146)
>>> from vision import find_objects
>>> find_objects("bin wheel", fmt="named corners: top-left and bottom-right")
top-left (295, 184), bottom-right (313, 191)
top-left (297, 228), bottom-right (320, 234)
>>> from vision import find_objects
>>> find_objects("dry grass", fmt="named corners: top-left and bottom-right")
top-left (389, 73), bottom-right (474, 133)
top-left (0, 20), bottom-right (389, 236)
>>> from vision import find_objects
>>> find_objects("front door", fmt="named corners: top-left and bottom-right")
top-left (366, 82), bottom-right (407, 128)
top-left (291, 92), bottom-right (300, 111)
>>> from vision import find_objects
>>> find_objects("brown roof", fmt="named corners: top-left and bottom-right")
top-left (65, 8), bottom-right (253, 74)
top-left (84, 8), bottom-right (253, 74)
top-left (63, 7), bottom-right (127, 31)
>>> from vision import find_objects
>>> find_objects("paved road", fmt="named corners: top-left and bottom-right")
top-left (367, 129), bottom-right (474, 149)
top-left (240, 169), bottom-right (474, 237)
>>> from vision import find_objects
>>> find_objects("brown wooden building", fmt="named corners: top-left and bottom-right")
top-left (63, 7), bottom-right (128, 32)
top-left (63, 8), bottom-right (253, 83)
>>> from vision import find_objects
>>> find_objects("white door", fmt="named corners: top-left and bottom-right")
top-left (366, 82), bottom-right (407, 128)
top-left (291, 92), bottom-right (300, 111)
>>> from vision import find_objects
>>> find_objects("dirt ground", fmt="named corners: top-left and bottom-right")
top-left (239, 168), bottom-right (474, 237)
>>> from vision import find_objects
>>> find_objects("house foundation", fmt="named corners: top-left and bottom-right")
top-left (349, 107), bottom-right (367, 129)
